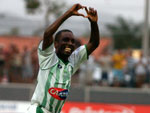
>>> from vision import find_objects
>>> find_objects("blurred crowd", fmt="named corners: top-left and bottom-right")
top-left (0, 44), bottom-right (150, 88)
top-left (73, 48), bottom-right (150, 88)
top-left (0, 44), bottom-right (39, 83)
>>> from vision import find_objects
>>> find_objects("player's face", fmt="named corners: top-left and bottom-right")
top-left (56, 32), bottom-right (75, 58)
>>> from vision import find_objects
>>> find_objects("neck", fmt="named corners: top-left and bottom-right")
top-left (56, 53), bottom-right (69, 63)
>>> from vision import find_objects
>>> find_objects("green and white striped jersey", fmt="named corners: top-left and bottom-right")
top-left (31, 41), bottom-right (88, 113)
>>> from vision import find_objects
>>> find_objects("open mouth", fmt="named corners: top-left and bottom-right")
top-left (64, 47), bottom-right (71, 53)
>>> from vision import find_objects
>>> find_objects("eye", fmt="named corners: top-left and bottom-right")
top-left (71, 39), bottom-right (75, 44)
top-left (63, 38), bottom-right (69, 42)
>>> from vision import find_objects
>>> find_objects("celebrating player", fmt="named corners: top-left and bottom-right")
top-left (27, 3), bottom-right (100, 113)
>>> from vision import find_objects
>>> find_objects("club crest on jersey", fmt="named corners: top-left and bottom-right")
top-left (48, 87), bottom-right (69, 100)
top-left (57, 64), bottom-right (62, 69)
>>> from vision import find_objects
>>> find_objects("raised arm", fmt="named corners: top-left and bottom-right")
top-left (42, 4), bottom-right (86, 50)
top-left (85, 7), bottom-right (100, 55)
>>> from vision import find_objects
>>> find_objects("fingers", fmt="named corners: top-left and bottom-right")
top-left (76, 13), bottom-right (86, 17)
top-left (71, 4), bottom-right (98, 19)
top-left (85, 7), bottom-right (97, 17)
top-left (85, 7), bottom-right (89, 14)
top-left (88, 7), bottom-right (97, 16)
top-left (75, 3), bottom-right (86, 10)
top-left (73, 4), bottom-right (97, 13)
top-left (84, 7), bottom-right (98, 22)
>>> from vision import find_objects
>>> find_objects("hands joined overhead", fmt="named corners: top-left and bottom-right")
top-left (68, 4), bottom-right (98, 22)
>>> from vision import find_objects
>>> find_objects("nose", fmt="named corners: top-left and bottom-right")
top-left (68, 40), bottom-right (73, 45)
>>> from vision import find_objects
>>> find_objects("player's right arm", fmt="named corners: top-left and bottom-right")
top-left (42, 4), bottom-right (86, 51)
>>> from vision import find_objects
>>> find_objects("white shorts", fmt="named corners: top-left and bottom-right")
top-left (26, 103), bottom-right (52, 113)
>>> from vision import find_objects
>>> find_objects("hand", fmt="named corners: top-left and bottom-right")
top-left (85, 7), bottom-right (98, 22)
top-left (69, 4), bottom-right (86, 17)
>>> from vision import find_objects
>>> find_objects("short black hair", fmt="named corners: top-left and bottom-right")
top-left (55, 29), bottom-right (73, 42)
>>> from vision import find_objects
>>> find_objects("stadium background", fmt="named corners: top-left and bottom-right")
top-left (0, 0), bottom-right (150, 113)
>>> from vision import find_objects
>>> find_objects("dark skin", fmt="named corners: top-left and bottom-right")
top-left (42, 4), bottom-right (100, 62)
top-left (55, 31), bottom-right (76, 62)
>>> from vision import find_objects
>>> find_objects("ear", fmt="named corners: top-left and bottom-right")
top-left (54, 41), bottom-right (58, 48)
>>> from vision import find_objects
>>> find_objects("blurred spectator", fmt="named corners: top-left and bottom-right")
top-left (146, 54), bottom-right (150, 86)
top-left (140, 52), bottom-right (148, 65)
top-left (92, 61), bottom-right (102, 86)
top-left (112, 49), bottom-right (126, 87)
top-left (134, 52), bottom-right (148, 88)
top-left (124, 49), bottom-right (136, 87)
top-left (8, 44), bottom-right (22, 83)
top-left (79, 56), bottom-right (95, 86)
top-left (31, 47), bottom-right (39, 82)
top-left (0, 45), bottom-right (5, 81)
top-left (134, 58), bottom-right (147, 88)
top-left (22, 46), bottom-right (33, 83)
top-left (98, 48), bottom-right (112, 86)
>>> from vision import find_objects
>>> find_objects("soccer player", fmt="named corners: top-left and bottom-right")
top-left (27, 3), bottom-right (100, 113)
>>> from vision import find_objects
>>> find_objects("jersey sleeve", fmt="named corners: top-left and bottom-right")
top-left (68, 45), bottom-right (88, 74)
top-left (38, 41), bottom-right (58, 70)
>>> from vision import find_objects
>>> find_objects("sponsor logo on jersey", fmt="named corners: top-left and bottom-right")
top-left (48, 87), bottom-right (69, 100)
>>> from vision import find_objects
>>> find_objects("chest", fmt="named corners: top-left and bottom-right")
top-left (49, 62), bottom-right (73, 86)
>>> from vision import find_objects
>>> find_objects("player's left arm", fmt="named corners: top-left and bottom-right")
top-left (85, 7), bottom-right (100, 55)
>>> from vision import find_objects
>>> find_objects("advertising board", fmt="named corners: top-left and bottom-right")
top-left (0, 101), bottom-right (150, 113)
